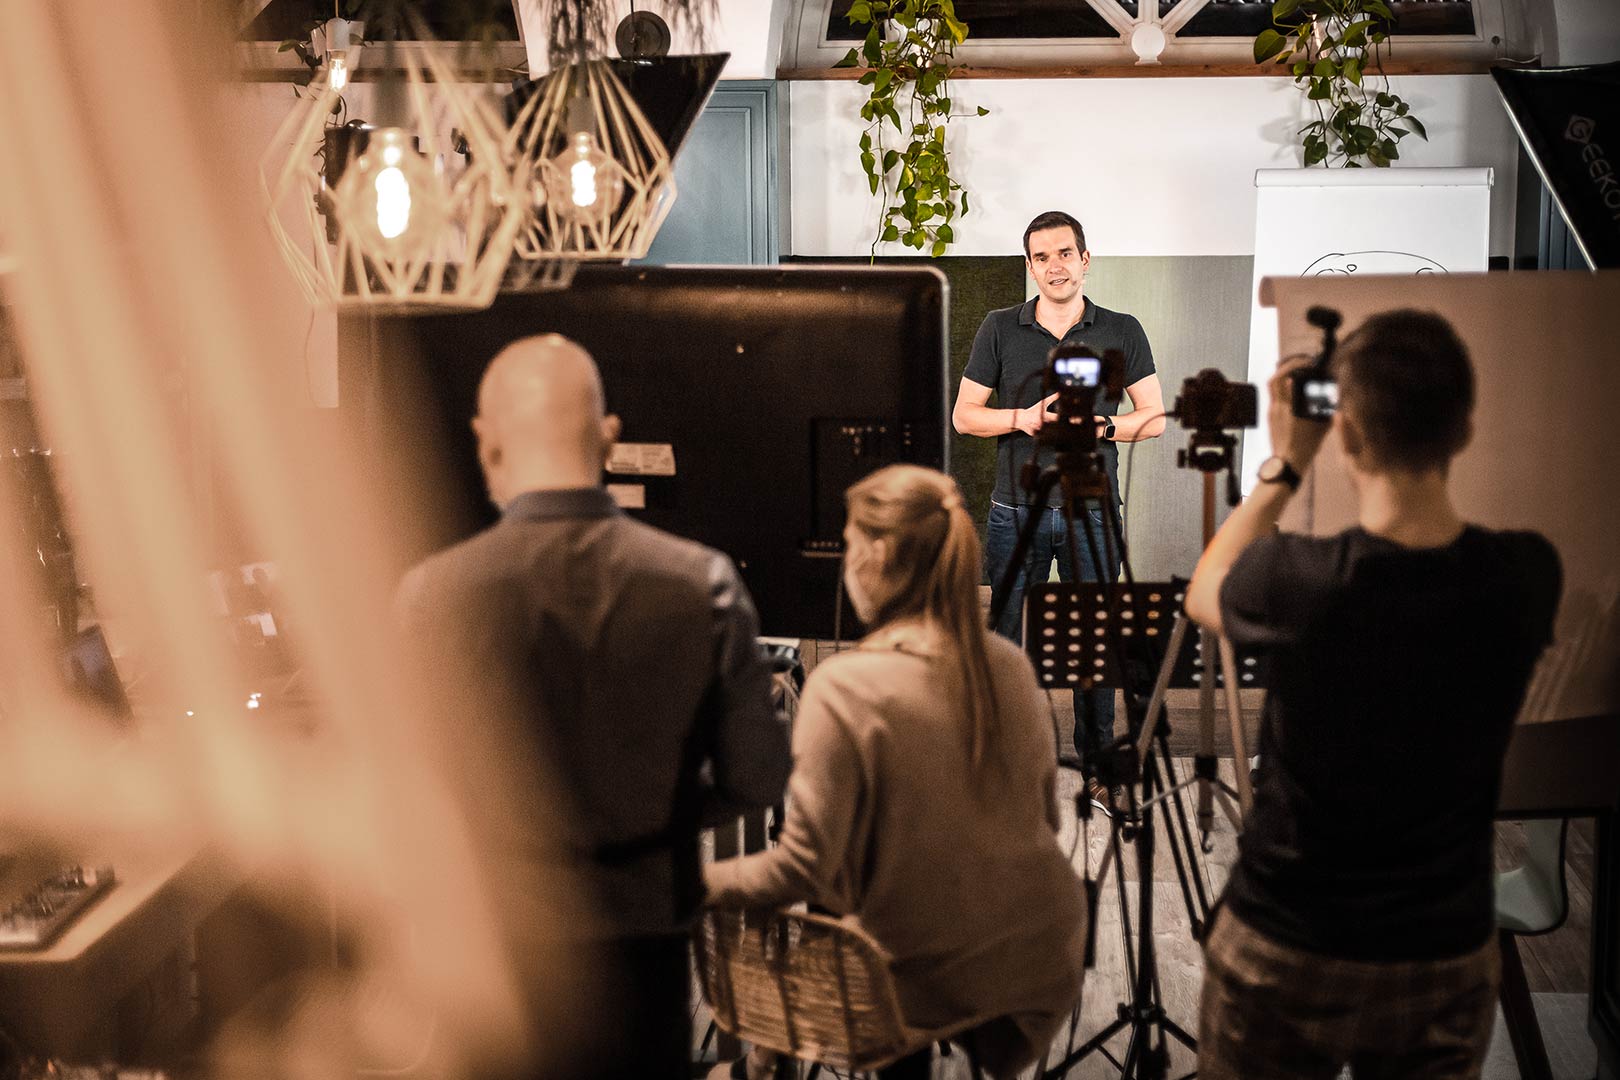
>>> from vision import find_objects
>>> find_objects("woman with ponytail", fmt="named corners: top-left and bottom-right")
top-left (705, 465), bottom-right (1086, 1079)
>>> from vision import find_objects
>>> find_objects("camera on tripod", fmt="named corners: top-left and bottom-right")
top-left (1170, 370), bottom-right (1257, 497)
top-left (1173, 370), bottom-right (1258, 434)
top-left (1038, 344), bottom-right (1125, 455)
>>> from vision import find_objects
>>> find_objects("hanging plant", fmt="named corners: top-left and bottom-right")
top-left (1254, 0), bottom-right (1428, 168)
top-left (834, 0), bottom-right (987, 257)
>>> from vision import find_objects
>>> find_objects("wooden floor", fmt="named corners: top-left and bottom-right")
top-left (700, 640), bottom-right (1599, 1078)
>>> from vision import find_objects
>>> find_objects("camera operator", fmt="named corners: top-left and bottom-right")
top-left (1184, 310), bottom-right (1562, 1080)
top-left (952, 211), bottom-right (1165, 793)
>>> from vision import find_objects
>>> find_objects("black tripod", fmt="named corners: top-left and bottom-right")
top-left (988, 454), bottom-right (1210, 1080)
top-left (1040, 593), bottom-right (1208, 1079)
top-left (1045, 753), bottom-right (1201, 1080)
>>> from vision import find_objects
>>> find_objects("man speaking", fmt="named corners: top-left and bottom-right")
top-left (952, 210), bottom-right (1164, 800)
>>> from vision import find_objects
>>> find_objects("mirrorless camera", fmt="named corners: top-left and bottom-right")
top-left (1174, 369), bottom-right (1258, 432)
top-left (1291, 306), bottom-right (1343, 421)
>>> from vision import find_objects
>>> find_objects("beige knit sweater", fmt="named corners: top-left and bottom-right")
top-left (703, 630), bottom-right (1087, 1077)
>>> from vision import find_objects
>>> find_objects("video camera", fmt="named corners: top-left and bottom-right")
top-left (1291, 306), bottom-right (1343, 421)
top-left (1173, 370), bottom-right (1258, 434)
top-left (1038, 344), bottom-right (1126, 455)
top-left (1170, 368), bottom-right (1257, 495)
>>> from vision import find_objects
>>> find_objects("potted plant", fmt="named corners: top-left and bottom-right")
top-left (834, 0), bottom-right (987, 257)
top-left (1254, 0), bottom-right (1428, 167)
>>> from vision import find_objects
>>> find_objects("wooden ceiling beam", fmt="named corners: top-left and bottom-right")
top-left (779, 58), bottom-right (1502, 79)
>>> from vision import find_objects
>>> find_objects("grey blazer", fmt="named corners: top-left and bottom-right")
top-left (396, 487), bottom-right (790, 939)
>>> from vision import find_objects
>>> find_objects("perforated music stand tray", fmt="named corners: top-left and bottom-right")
top-left (1024, 581), bottom-right (1268, 694)
top-left (1026, 580), bottom-right (1266, 827)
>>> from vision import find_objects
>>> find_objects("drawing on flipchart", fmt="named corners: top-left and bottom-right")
top-left (1302, 251), bottom-right (1450, 276)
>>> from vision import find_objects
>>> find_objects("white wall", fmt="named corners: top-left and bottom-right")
top-left (789, 75), bottom-right (1522, 258)
top-left (1550, 0), bottom-right (1620, 65)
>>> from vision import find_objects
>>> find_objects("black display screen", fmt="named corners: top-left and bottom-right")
top-left (345, 264), bottom-right (948, 639)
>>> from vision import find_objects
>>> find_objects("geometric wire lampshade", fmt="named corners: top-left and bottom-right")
top-left (508, 59), bottom-right (676, 262)
top-left (260, 38), bottom-right (524, 312)
top-left (503, 251), bottom-right (579, 293)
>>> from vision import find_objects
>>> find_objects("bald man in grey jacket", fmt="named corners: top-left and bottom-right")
top-left (396, 334), bottom-right (790, 1079)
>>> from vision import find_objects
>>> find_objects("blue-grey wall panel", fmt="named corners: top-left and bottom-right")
top-left (640, 81), bottom-right (781, 266)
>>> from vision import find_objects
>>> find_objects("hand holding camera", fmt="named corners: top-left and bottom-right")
top-left (1269, 305), bottom-right (1342, 475)
top-left (1269, 357), bottom-right (1333, 474)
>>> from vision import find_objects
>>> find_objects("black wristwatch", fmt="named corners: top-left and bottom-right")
top-left (1100, 417), bottom-right (1117, 441)
top-left (1257, 455), bottom-right (1302, 492)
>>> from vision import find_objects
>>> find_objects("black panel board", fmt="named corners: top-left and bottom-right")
top-left (345, 264), bottom-right (948, 639)
top-left (784, 254), bottom-right (1027, 570)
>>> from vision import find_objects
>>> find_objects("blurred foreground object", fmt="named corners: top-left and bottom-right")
top-left (0, 3), bottom-right (546, 1077)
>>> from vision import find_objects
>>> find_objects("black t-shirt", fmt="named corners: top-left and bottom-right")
top-left (1219, 525), bottom-right (1562, 961)
top-left (963, 297), bottom-right (1155, 508)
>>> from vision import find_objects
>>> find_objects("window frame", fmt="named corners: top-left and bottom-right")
top-left (782, 0), bottom-right (1518, 72)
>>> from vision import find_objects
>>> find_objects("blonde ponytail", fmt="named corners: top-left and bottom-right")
top-left (928, 498), bottom-right (999, 767)
top-left (846, 466), bottom-right (1000, 770)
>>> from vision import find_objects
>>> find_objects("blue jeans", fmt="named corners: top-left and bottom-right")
top-left (985, 501), bottom-right (1120, 763)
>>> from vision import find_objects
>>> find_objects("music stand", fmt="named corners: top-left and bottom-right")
top-left (1025, 579), bottom-right (1265, 1079)
top-left (1026, 580), bottom-right (1260, 830)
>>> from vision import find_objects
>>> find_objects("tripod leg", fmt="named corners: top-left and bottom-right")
top-left (1159, 1013), bottom-right (1199, 1052)
top-left (1110, 822), bottom-right (1138, 992)
top-left (1148, 968), bottom-right (1183, 1070)
top-left (1152, 737), bottom-right (1213, 932)
top-left (1118, 1021), bottom-right (1142, 1079)
top-left (1070, 499), bottom-right (1129, 773)
top-left (1214, 787), bottom-right (1243, 832)
top-left (1137, 615), bottom-right (1188, 774)
top-left (1217, 635), bottom-right (1254, 815)
top-left (988, 471), bottom-right (1062, 635)
top-left (1195, 626), bottom-right (1218, 843)
top-left (1041, 1016), bottom-right (1131, 1080)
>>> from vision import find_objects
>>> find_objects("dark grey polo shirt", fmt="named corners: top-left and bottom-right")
top-left (964, 296), bottom-right (1155, 508)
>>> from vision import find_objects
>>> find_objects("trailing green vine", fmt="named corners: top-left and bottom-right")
top-left (1254, 0), bottom-right (1427, 168)
top-left (834, 0), bottom-right (987, 257)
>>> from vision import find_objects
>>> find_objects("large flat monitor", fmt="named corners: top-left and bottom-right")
top-left (343, 264), bottom-right (949, 639)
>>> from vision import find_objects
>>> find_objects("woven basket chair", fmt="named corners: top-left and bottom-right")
top-left (693, 906), bottom-right (987, 1077)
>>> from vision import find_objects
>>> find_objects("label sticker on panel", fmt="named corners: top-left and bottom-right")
top-left (607, 443), bottom-right (676, 477)
top-left (606, 483), bottom-right (647, 509)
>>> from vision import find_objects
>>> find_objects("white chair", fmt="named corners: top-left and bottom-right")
top-left (1494, 817), bottom-right (1570, 1080)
